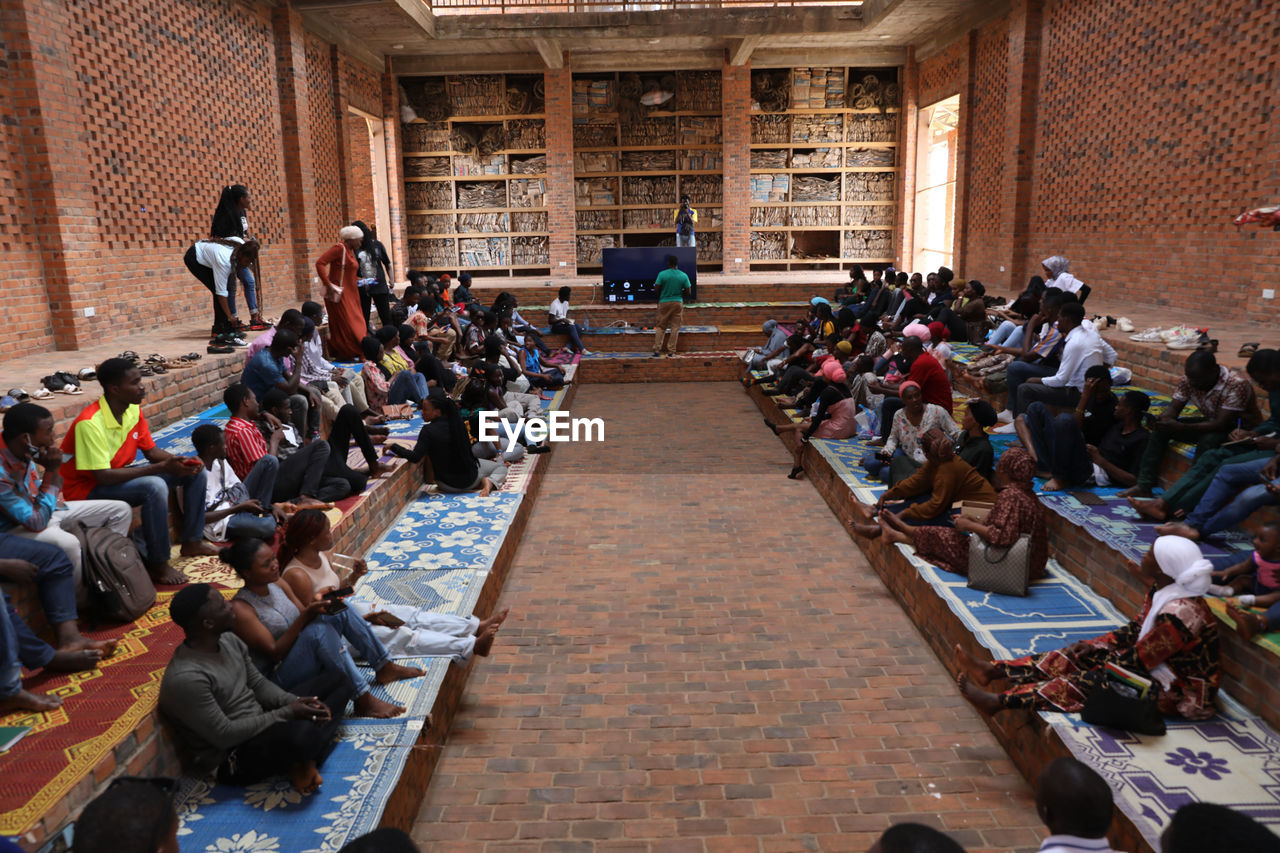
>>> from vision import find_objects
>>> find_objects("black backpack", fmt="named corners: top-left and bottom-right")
top-left (68, 521), bottom-right (157, 623)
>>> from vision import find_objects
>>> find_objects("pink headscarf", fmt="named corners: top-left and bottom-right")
top-left (903, 322), bottom-right (931, 341)
top-left (898, 380), bottom-right (921, 396)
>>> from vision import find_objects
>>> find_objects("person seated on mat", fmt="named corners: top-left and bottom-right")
top-left (221, 539), bottom-right (421, 718)
top-left (953, 535), bottom-right (1220, 720)
top-left (956, 399), bottom-right (997, 482)
top-left (868, 333), bottom-right (953, 445)
top-left (1041, 254), bottom-right (1087, 297)
top-left (875, 447), bottom-right (1047, 580)
top-left (257, 390), bottom-right (371, 500)
top-left (1125, 348), bottom-right (1280, 523)
top-left (0, 403), bottom-right (134, 587)
top-left (925, 321), bottom-right (954, 379)
top-left (853, 429), bottom-right (997, 537)
top-left (1120, 349), bottom-right (1259, 502)
top-left (279, 509), bottom-right (509, 662)
top-left (390, 392), bottom-right (508, 495)
top-left (241, 326), bottom-right (321, 441)
top-left (1003, 302), bottom-right (1114, 424)
top-left (72, 776), bottom-right (181, 853)
top-left (192, 423), bottom-right (282, 543)
top-left (989, 289), bottom-right (1069, 424)
top-left (862, 382), bottom-right (958, 484)
top-left (1200, 521), bottom-right (1280, 641)
top-left (361, 336), bottom-right (428, 411)
top-left (776, 343), bottom-right (852, 409)
top-left (985, 275), bottom-right (1046, 351)
top-left (492, 292), bottom-right (550, 355)
top-left (397, 323), bottom-right (458, 394)
top-left (1032, 758), bottom-right (1118, 853)
top-left (60, 357), bottom-right (214, 585)
top-left (747, 320), bottom-right (791, 373)
top-left (223, 384), bottom-right (341, 506)
top-left (298, 315), bottom-right (359, 426)
top-left (1155, 449), bottom-right (1280, 544)
top-left (1161, 802), bottom-right (1280, 853)
top-left (869, 823), bottom-right (965, 853)
top-left (750, 332), bottom-right (818, 396)
top-left (520, 335), bottom-right (566, 390)
top-left (159, 582), bottom-right (353, 794)
top-left (548, 286), bottom-right (591, 356)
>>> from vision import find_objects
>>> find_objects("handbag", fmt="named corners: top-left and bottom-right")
top-left (1081, 667), bottom-right (1166, 735)
top-left (967, 533), bottom-right (1031, 596)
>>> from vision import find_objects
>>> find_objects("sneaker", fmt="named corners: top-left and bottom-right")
top-left (1159, 325), bottom-right (1192, 343)
top-left (992, 422), bottom-right (1018, 434)
top-left (580, 350), bottom-right (594, 356)
top-left (1117, 317), bottom-right (1135, 333)
top-left (221, 334), bottom-right (249, 348)
top-left (207, 344), bottom-right (235, 354)
top-left (1129, 327), bottom-right (1165, 342)
top-left (1164, 328), bottom-right (1200, 349)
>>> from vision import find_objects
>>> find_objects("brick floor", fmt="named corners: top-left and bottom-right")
top-left (412, 382), bottom-right (1045, 852)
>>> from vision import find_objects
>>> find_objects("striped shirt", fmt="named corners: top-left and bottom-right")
top-left (224, 416), bottom-right (269, 480)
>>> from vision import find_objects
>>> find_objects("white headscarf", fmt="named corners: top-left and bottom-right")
top-left (338, 225), bottom-right (363, 241)
top-left (1142, 536), bottom-right (1214, 688)
top-left (1042, 255), bottom-right (1084, 294)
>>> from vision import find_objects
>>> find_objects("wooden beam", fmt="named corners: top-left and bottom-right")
top-left (435, 6), bottom-right (864, 41)
top-left (531, 37), bottom-right (564, 69)
top-left (727, 35), bottom-right (761, 67)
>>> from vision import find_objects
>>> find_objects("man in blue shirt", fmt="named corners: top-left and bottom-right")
top-left (240, 329), bottom-right (318, 439)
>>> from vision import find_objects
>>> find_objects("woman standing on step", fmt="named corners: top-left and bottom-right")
top-left (316, 226), bottom-right (367, 360)
top-left (955, 535), bottom-right (1221, 720)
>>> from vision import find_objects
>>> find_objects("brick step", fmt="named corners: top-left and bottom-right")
top-left (531, 301), bottom-right (806, 326)
top-left (542, 328), bottom-right (757, 353)
top-left (461, 279), bottom-right (843, 307)
top-left (575, 351), bottom-right (742, 383)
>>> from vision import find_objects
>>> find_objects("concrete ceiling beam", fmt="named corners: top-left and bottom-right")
top-left (391, 0), bottom-right (436, 39)
top-left (727, 35), bottom-right (762, 67)
top-left (532, 37), bottom-right (565, 68)
top-left (391, 53), bottom-right (548, 74)
top-left (433, 6), bottom-right (863, 41)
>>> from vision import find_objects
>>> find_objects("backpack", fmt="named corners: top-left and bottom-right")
top-left (676, 209), bottom-right (694, 236)
top-left (68, 521), bottom-right (157, 623)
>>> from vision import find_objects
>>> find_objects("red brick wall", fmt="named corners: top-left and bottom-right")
top-left (721, 63), bottom-right (750, 274)
top-left (917, 39), bottom-right (967, 109)
top-left (306, 32), bottom-right (344, 242)
top-left (346, 114), bottom-right (376, 224)
top-left (343, 54), bottom-right (382, 117)
top-left (543, 68), bottom-right (575, 274)
top-left (962, 18), bottom-right (1009, 284)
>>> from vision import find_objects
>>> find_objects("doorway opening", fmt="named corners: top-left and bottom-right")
top-left (347, 106), bottom-right (393, 274)
top-left (912, 95), bottom-right (959, 273)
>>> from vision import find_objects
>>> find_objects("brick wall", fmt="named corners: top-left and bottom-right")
top-left (721, 63), bottom-right (750, 274)
top-left (346, 114), bottom-right (376, 224)
top-left (962, 18), bottom-right (1009, 284)
top-left (917, 38), bottom-right (968, 109)
top-left (306, 32), bottom-right (344, 243)
top-left (543, 68), bottom-right (575, 275)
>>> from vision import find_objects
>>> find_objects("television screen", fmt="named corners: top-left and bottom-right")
top-left (601, 247), bottom-right (697, 303)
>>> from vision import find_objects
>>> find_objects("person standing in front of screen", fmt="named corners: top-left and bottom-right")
top-left (673, 195), bottom-right (698, 248)
top-left (652, 255), bottom-right (691, 358)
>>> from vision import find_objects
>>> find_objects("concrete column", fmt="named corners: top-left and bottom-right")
top-left (382, 61), bottom-right (410, 281)
top-left (273, 6), bottom-right (320, 300)
top-left (721, 63), bottom-right (751, 274)
top-left (1001, 0), bottom-right (1043, 288)
top-left (543, 67), bottom-right (576, 276)
top-left (1, 0), bottom-right (103, 349)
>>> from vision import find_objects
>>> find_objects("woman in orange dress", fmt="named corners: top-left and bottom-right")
top-left (315, 226), bottom-right (367, 360)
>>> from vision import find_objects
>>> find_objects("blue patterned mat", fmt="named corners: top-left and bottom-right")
top-left (366, 492), bottom-right (523, 572)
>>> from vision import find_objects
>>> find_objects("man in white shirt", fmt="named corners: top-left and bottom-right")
top-left (1034, 757), bottom-right (1119, 853)
top-left (192, 424), bottom-right (280, 542)
top-left (1015, 302), bottom-right (1112, 415)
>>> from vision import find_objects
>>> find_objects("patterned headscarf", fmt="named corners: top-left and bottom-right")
top-left (924, 428), bottom-right (955, 462)
top-left (996, 447), bottom-right (1036, 491)
top-left (1041, 255), bottom-right (1071, 281)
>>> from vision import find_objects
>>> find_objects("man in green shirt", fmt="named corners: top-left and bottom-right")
top-left (652, 254), bottom-right (691, 357)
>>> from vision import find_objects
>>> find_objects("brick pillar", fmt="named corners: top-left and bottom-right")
top-left (1001, 0), bottom-right (1043, 289)
top-left (952, 31), bottom-right (976, 275)
top-left (331, 46), bottom-right (352, 224)
top-left (543, 67), bottom-right (576, 276)
top-left (721, 63), bottom-right (750, 274)
top-left (898, 50), bottom-right (919, 270)
top-left (2, 0), bottom-right (102, 350)
top-left (273, 6), bottom-right (320, 300)
top-left (383, 61), bottom-right (409, 281)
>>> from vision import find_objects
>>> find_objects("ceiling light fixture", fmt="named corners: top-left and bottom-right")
top-left (392, 44), bottom-right (405, 49)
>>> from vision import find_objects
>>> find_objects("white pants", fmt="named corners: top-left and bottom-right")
top-left (502, 390), bottom-right (542, 418)
top-left (10, 499), bottom-right (133, 587)
top-left (348, 599), bottom-right (479, 663)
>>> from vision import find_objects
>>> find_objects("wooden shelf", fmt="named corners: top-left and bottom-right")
top-left (405, 148), bottom-right (545, 157)
top-left (408, 232), bottom-right (551, 240)
top-left (406, 174), bottom-right (548, 182)
top-left (749, 107), bottom-right (900, 116)
top-left (407, 206), bottom-right (545, 215)
top-left (577, 227), bottom-right (724, 235)
top-left (575, 169), bottom-right (722, 178)
top-left (748, 167), bottom-right (894, 174)
top-left (409, 113), bottom-right (546, 122)
top-left (749, 141), bottom-right (897, 149)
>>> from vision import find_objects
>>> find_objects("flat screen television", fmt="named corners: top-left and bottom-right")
top-left (601, 247), bottom-right (697, 303)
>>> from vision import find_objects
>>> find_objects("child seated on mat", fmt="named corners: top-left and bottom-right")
top-left (1211, 521), bottom-right (1280, 640)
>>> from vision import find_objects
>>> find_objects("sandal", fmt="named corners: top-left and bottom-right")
top-left (118, 351), bottom-right (140, 365)
top-left (6, 388), bottom-right (29, 402)
top-left (77, 367), bottom-right (97, 382)
top-left (138, 365), bottom-right (156, 377)
top-left (1238, 342), bottom-right (1260, 358)
top-left (30, 387), bottom-right (53, 400)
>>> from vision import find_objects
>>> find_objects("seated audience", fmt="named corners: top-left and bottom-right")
top-left (747, 319), bottom-right (790, 372)
top-left (548, 286), bottom-right (591, 355)
top-left (864, 382), bottom-right (958, 484)
top-left (956, 399), bottom-right (997, 481)
top-left (855, 429), bottom-right (998, 535)
top-left (0, 403), bottom-right (132, 585)
top-left (954, 536), bottom-right (1219, 720)
top-left (220, 539), bottom-right (421, 717)
top-left (279, 509), bottom-right (508, 661)
top-left (925, 321), bottom-right (954, 378)
top-left (193, 423), bottom-right (280, 542)
top-left (241, 327), bottom-right (320, 440)
top-left (1156, 451), bottom-right (1280, 543)
top-left (869, 823), bottom-right (966, 853)
top-left (450, 271), bottom-right (474, 308)
top-left (242, 308), bottom-right (305, 365)
top-left (259, 389), bottom-right (368, 500)
top-left (390, 392), bottom-right (507, 495)
top-left (1004, 302), bottom-right (1113, 421)
top-left (297, 312), bottom-right (359, 424)
top-left (1128, 348), bottom-right (1280, 521)
top-left (72, 777), bottom-right (180, 853)
top-left (159, 583), bottom-right (352, 794)
top-left (520, 336), bottom-right (565, 390)
top-left (985, 275), bottom-right (1046, 350)
top-left (1033, 758), bottom-right (1118, 853)
top-left (1161, 802), bottom-right (1280, 853)
top-left (1121, 349), bottom-right (1258, 500)
top-left (1207, 522), bottom-right (1280, 640)
top-left (492, 291), bottom-right (549, 354)
top-left (878, 447), bottom-right (1047, 579)
top-left (870, 334), bottom-right (953, 444)
top-left (61, 357), bottom-right (213, 584)
top-left (362, 336), bottom-right (428, 410)
top-left (992, 289), bottom-right (1068, 423)
top-left (223, 383), bottom-right (338, 506)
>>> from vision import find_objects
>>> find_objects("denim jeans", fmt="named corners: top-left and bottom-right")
top-left (387, 370), bottom-right (429, 406)
top-left (1184, 455), bottom-right (1279, 536)
top-left (1005, 360), bottom-right (1056, 415)
top-left (270, 608), bottom-right (391, 698)
top-left (0, 589), bottom-right (55, 696)
top-left (550, 321), bottom-right (586, 353)
top-left (988, 320), bottom-right (1024, 348)
top-left (89, 469), bottom-right (207, 562)
top-left (675, 233), bottom-right (695, 247)
top-left (1022, 402), bottom-right (1093, 486)
top-left (0, 532), bottom-right (78, 628)
top-left (224, 455), bottom-right (279, 541)
top-left (237, 265), bottom-right (258, 313)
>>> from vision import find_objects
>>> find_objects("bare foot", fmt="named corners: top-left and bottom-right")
top-left (957, 672), bottom-right (1003, 716)
top-left (180, 541), bottom-right (219, 557)
top-left (1228, 604), bottom-right (1267, 641)
top-left (1154, 521), bottom-right (1200, 540)
top-left (953, 643), bottom-right (1000, 686)
top-left (45, 648), bottom-right (102, 673)
top-left (374, 661), bottom-right (425, 685)
top-left (148, 562), bottom-right (189, 585)
top-left (879, 517), bottom-right (911, 547)
top-left (1041, 477), bottom-right (1066, 492)
top-left (354, 692), bottom-right (405, 718)
top-left (478, 479), bottom-right (494, 497)
top-left (288, 762), bottom-right (323, 795)
top-left (851, 522), bottom-right (882, 539)
top-left (1127, 496), bottom-right (1169, 522)
top-left (294, 496), bottom-right (330, 508)
top-left (0, 688), bottom-right (62, 714)
top-left (367, 461), bottom-right (392, 478)
top-left (60, 636), bottom-right (118, 658)
top-left (478, 608), bottom-right (510, 636)
top-left (1118, 485), bottom-right (1152, 499)
top-left (474, 625), bottom-right (499, 657)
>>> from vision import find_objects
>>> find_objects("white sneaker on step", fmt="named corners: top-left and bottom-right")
top-left (996, 409), bottom-right (1013, 422)
top-left (992, 422), bottom-right (1018, 434)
